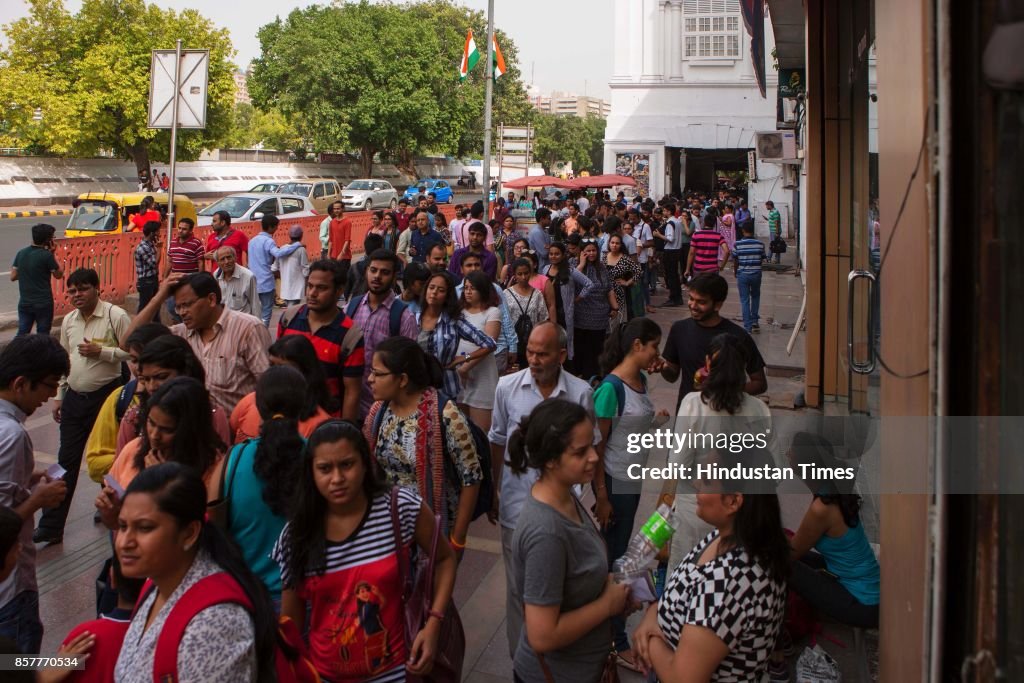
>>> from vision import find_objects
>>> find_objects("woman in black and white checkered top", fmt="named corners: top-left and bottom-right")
top-left (632, 448), bottom-right (789, 682)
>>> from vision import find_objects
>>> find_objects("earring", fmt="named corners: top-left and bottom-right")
top-left (183, 543), bottom-right (192, 551)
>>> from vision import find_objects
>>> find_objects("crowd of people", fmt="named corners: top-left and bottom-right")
top-left (0, 187), bottom-right (879, 682)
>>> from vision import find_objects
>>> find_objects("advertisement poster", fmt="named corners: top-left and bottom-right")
top-left (614, 152), bottom-right (651, 197)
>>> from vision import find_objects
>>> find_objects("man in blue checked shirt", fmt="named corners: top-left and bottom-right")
top-left (247, 214), bottom-right (303, 327)
top-left (456, 253), bottom-right (518, 372)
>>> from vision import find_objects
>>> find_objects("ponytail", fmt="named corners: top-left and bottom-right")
top-left (507, 398), bottom-right (591, 475)
top-left (599, 317), bottom-right (662, 377)
top-left (254, 366), bottom-right (307, 516)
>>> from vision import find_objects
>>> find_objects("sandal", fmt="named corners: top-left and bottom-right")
top-left (615, 650), bottom-right (641, 673)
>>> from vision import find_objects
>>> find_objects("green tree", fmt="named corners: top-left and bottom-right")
top-left (0, 0), bottom-right (236, 179)
top-left (532, 113), bottom-right (607, 175)
top-left (250, 0), bottom-right (531, 177)
top-left (225, 102), bottom-right (302, 151)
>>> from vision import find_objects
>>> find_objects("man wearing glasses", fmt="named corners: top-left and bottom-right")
top-left (34, 269), bottom-right (131, 545)
top-left (123, 271), bottom-right (271, 415)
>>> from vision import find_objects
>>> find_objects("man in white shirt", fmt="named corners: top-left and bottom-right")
top-left (656, 203), bottom-right (686, 306)
top-left (575, 192), bottom-right (590, 214)
top-left (213, 246), bottom-right (258, 316)
top-left (449, 205), bottom-right (468, 250)
top-left (488, 322), bottom-right (599, 657)
top-left (630, 208), bottom-right (655, 311)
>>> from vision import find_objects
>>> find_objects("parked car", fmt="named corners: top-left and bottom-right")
top-left (65, 193), bottom-right (196, 238)
top-left (249, 182), bottom-right (282, 193)
top-left (195, 193), bottom-right (316, 227)
top-left (277, 180), bottom-right (342, 213)
top-left (403, 178), bottom-right (453, 204)
top-left (341, 179), bottom-right (398, 211)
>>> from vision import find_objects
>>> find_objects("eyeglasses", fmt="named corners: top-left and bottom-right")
top-left (368, 369), bottom-right (395, 378)
top-left (173, 298), bottom-right (200, 313)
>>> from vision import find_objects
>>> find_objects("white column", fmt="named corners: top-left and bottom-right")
top-left (670, 1), bottom-right (683, 80)
top-left (641, 0), bottom-right (663, 81)
top-left (612, 0), bottom-right (631, 81)
top-left (629, 0), bottom-right (644, 77)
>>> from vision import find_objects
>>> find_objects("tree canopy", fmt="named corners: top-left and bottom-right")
top-left (532, 113), bottom-right (607, 175)
top-left (249, 0), bottom-right (531, 176)
top-left (0, 0), bottom-right (236, 175)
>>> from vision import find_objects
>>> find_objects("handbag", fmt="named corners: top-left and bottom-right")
top-left (390, 488), bottom-right (465, 683)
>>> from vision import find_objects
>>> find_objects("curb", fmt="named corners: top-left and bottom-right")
top-left (0, 209), bottom-right (73, 219)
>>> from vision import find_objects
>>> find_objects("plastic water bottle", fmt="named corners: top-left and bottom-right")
top-left (612, 503), bottom-right (678, 579)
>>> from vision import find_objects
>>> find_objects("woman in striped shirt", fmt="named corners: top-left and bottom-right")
top-left (274, 421), bottom-right (457, 683)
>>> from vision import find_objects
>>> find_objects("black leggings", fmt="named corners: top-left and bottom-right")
top-left (789, 552), bottom-right (879, 628)
top-left (573, 327), bottom-right (607, 381)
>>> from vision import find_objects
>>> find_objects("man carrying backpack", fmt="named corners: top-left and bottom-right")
top-left (345, 249), bottom-right (418, 420)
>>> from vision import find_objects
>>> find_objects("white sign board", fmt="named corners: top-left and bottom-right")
top-left (148, 50), bottom-right (209, 129)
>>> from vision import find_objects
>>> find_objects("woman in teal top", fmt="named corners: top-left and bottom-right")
top-left (217, 365), bottom-right (306, 604)
top-left (787, 432), bottom-right (880, 628)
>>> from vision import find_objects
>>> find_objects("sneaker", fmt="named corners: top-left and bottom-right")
top-left (766, 658), bottom-right (790, 683)
top-left (752, 323), bottom-right (760, 332)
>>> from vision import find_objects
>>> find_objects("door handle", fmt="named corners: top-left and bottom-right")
top-left (847, 269), bottom-right (876, 374)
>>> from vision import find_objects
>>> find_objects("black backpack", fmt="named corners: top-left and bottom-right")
top-left (511, 291), bottom-right (535, 354)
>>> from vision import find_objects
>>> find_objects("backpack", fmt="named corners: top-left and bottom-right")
top-left (345, 295), bottom-right (408, 337)
top-left (114, 378), bottom-right (137, 422)
top-left (511, 291), bottom-right (535, 355)
top-left (599, 373), bottom-right (648, 417)
top-left (141, 573), bottom-right (320, 683)
top-left (279, 304), bottom-right (365, 363)
top-left (371, 392), bottom-right (494, 522)
top-left (770, 236), bottom-right (788, 254)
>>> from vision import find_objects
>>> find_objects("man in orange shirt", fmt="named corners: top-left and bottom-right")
top-left (328, 202), bottom-right (353, 297)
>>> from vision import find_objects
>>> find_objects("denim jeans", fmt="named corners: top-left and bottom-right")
top-left (600, 473), bottom-right (642, 653)
top-left (736, 270), bottom-right (762, 332)
top-left (0, 590), bottom-right (43, 654)
top-left (258, 290), bottom-right (275, 327)
top-left (16, 301), bottom-right (53, 336)
top-left (164, 296), bottom-right (182, 324)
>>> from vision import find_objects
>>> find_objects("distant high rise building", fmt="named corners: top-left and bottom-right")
top-left (233, 70), bottom-right (251, 105)
top-left (529, 90), bottom-right (610, 119)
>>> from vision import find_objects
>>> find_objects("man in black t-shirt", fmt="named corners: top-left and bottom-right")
top-left (11, 224), bottom-right (63, 336)
top-left (652, 272), bottom-right (767, 410)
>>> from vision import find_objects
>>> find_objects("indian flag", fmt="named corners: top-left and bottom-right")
top-left (459, 29), bottom-right (480, 81)
top-left (492, 34), bottom-right (506, 80)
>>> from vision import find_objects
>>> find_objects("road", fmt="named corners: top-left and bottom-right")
top-left (0, 215), bottom-right (69, 316)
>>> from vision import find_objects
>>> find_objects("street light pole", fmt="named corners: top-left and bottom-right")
top-left (482, 0), bottom-right (495, 217)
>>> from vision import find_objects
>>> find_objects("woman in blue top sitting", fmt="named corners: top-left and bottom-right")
top-left (787, 432), bottom-right (880, 628)
top-left (215, 365), bottom-right (307, 606)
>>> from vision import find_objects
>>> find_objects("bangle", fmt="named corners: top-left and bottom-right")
top-left (449, 536), bottom-right (466, 550)
top-left (428, 608), bottom-right (446, 621)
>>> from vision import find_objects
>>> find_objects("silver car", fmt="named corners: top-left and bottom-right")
top-left (196, 193), bottom-right (317, 227)
top-left (341, 179), bottom-right (398, 211)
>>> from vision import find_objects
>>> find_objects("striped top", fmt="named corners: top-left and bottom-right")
top-left (732, 238), bottom-right (767, 274)
top-left (273, 487), bottom-right (421, 683)
top-left (167, 237), bottom-right (205, 273)
top-left (690, 229), bottom-right (724, 272)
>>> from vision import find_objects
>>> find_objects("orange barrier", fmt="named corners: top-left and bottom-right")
top-left (50, 206), bottom-right (456, 316)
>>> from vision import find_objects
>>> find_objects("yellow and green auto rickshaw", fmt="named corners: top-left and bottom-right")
top-left (64, 192), bottom-right (197, 238)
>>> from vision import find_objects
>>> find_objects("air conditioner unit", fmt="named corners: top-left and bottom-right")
top-left (755, 131), bottom-right (797, 161)
top-left (782, 164), bottom-right (800, 189)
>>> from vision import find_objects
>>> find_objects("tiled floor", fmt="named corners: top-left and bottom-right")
top-left (23, 245), bottom-right (877, 680)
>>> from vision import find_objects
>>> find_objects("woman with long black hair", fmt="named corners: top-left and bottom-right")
top-left (216, 365), bottom-right (307, 605)
top-left (99, 377), bottom-right (225, 527)
top-left (571, 238), bottom-right (619, 380)
top-left (632, 448), bottom-right (789, 682)
top-left (273, 421), bottom-right (457, 683)
top-left (114, 462), bottom-right (277, 682)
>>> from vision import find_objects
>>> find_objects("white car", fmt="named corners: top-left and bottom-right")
top-left (341, 179), bottom-right (398, 211)
top-left (196, 193), bottom-right (316, 227)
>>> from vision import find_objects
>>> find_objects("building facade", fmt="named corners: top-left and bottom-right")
top-left (233, 70), bottom-right (251, 106)
top-left (529, 89), bottom-right (611, 119)
top-left (603, 0), bottom-right (784, 236)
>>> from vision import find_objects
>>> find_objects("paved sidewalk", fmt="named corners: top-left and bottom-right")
top-left (28, 244), bottom-right (875, 681)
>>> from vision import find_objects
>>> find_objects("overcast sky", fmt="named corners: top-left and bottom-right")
top-left (0, 0), bottom-right (613, 98)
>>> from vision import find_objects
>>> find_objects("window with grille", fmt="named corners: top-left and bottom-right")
top-left (683, 0), bottom-right (742, 60)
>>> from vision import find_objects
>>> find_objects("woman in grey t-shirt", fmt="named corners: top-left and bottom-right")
top-left (508, 398), bottom-right (630, 683)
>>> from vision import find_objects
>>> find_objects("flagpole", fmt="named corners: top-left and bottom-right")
top-left (482, 0), bottom-right (495, 218)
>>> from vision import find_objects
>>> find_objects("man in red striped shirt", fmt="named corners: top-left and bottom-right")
top-left (685, 213), bottom-right (729, 279)
top-left (162, 217), bottom-right (205, 323)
